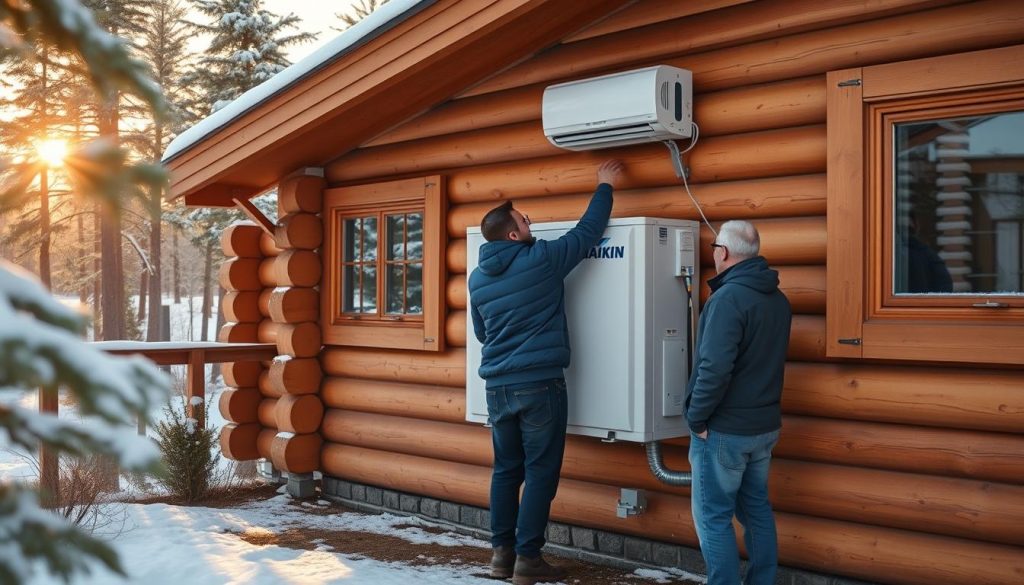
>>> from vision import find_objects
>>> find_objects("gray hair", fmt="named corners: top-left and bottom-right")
top-left (716, 220), bottom-right (760, 259)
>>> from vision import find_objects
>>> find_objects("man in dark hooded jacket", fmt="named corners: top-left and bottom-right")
top-left (685, 219), bottom-right (792, 585)
top-left (469, 159), bottom-right (623, 585)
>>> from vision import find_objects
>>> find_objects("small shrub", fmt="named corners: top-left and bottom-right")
top-left (153, 396), bottom-right (218, 504)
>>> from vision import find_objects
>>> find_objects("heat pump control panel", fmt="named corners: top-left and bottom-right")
top-left (466, 217), bottom-right (700, 442)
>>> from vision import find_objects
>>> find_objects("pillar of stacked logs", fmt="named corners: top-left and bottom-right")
top-left (218, 174), bottom-right (326, 477)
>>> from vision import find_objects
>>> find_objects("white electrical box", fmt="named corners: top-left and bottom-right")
top-left (466, 217), bottom-right (700, 442)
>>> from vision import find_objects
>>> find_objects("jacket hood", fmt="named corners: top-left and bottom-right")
top-left (709, 256), bottom-right (779, 294)
top-left (478, 240), bottom-right (531, 276)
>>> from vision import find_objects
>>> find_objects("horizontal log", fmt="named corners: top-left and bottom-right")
top-left (257, 428), bottom-right (276, 460)
top-left (322, 347), bottom-right (466, 388)
top-left (444, 126), bottom-right (825, 204)
top-left (342, 78), bottom-right (827, 181)
top-left (257, 369), bottom-right (280, 398)
top-left (223, 361), bottom-right (263, 388)
top-left (268, 357), bottom-right (323, 396)
top-left (447, 274), bottom-right (466, 310)
top-left (447, 239), bottom-right (467, 274)
top-left (221, 291), bottom-right (262, 323)
top-left (321, 377), bottom-right (466, 423)
top-left (446, 310), bottom-right (466, 347)
top-left (322, 410), bottom-right (1024, 545)
top-left (219, 258), bottom-right (262, 292)
top-left (464, 0), bottom-right (1022, 96)
top-left (259, 232), bottom-right (280, 257)
top-left (784, 362), bottom-right (1024, 433)
top-left (275, 394), bottom-right (324, 434)
top-left (447, 173), bottom-right (827, 236)
top-left (278, 175), bottom-right (324, 215)
top-left (221, 223), bottom-right (264, 258)
top-left (258, 398), bottom-right (278, 428)
top-left (218, 322), bottom-right (259, 343)
top-left (274, 212), bottom-right (323, 251)
top-left (777, 414), bottom-right (1024, 486)
top-left (257, 319), bottom-right (280, 343)
top-left (788, 314), bottom-right (825, 362)
top-left (700, 264), bottom-right (825, 314)
top-left (262, 287), bottom-right (320, 323)
top-left (271, 432), bottom-right (322, 474)
top-left (258, 250), bottom-right (321, 288)
top-left (218, 388), bottom-right (261, 425)
top-left (219, 423), bottom-right (260, 461)
top-left (323, 445), bottom-right (1024, 585)
top-left (275, 322), bottom-right (322, 358)
top-left (563, 0), bottom-right (752, 42)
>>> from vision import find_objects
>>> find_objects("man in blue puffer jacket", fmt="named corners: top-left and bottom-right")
top-left (685, 220), bottom-right (792, 585)
top-left (469, 159), bottom-right (623, 585)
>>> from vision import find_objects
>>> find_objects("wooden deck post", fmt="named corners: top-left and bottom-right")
top-left (187, 349), bottom-right (206, 431)
top-left (39, 386), bottom-right (58, 508)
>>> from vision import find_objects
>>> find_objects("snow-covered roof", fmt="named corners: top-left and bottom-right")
top-left (162, 0), bottom-right (432, 163)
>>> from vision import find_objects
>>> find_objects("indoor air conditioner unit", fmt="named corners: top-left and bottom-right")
top-left (542, 65), bottom-right (693, 151)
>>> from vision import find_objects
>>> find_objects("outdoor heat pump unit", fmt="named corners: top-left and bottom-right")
top-left (542, 65), bottom-right (693, 151)
top-left (465, 218), bottom-right (700, 443)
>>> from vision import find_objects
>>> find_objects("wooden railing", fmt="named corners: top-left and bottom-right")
top-left (38, 341), bottom-right (277, 507)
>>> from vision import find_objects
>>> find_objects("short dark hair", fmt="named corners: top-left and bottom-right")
top-left (481, 200), bottom-right (517, 242)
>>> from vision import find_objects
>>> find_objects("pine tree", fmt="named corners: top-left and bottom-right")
top-left (137, 0), bottom-right (193, 341)
top-left (184, 0), bottom-right (316, 115)
top-left (0, 1), bottom-right (170, 581)
top-left (335, 0), bottom-right (389, 32)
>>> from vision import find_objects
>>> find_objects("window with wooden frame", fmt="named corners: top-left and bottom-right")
top-left (323, 176), bottom-right (446, 351)
top-left (827, 45), bottom-right (1024, 365)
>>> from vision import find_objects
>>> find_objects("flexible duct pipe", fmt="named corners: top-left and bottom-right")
top-left (645, 441), bottom-right (692, 486)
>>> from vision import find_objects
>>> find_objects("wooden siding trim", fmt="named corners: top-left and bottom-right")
top-left (862, 43), bottom-right (1024, 100)
top-left (562, 0), bottom-right (754, 43)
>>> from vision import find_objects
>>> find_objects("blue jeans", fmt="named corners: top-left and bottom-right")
top-left (689, 429), bottom-right (780, 585)
top-left (486, 378), bottom-right (568, 558)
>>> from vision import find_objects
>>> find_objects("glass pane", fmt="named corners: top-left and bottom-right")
top-left (386, 214), bottom-right (405, 260)
top-left (385, 264), bottom-right (404, 314)
top-left (342, 264), bottom-right (359, 312)
top-left (343, 218), bottom-right (359, 262)
top-left (407, 212), bottom-right (423, 260)
top-left (407, 262), bottom-right (423, 315)
top-left (893, 111), bottom-right (1024, 296)
top-left (363, 216), bottom-right (378, 261)
top-left (361, 265), bottom-right (377, 313)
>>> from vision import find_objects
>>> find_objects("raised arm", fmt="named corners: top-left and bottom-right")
top-left (545, 160), bottom-right (624, 277)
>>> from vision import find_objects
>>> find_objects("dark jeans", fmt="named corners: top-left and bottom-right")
top-left (486, 378), bottom-right (568, 558)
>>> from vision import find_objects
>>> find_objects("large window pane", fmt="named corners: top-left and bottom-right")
top-left (342, 264), bottom-right (359, 312)
top-left (385, 264), bottom-right (405, 314)
top-left (406, 212), bottom-right (423, 260)
top-left (406, 263), bottom-right (423, 315)
top-left (387, 214), bottom-right (405, 260)
top-left (362, 217), bottom-right (378, 261)
top-left (893, 111), bottom-right (1024, 295)
top-left (361, 265), bottom-right (377, 313)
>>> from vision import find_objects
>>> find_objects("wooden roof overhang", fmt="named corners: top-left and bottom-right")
top-left (164, 0), bottom-right (632, 207)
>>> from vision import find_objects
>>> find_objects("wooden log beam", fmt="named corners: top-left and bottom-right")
top-left (218, 322), bottom-right (259, 343)
top-left (700, 264), bottom-right (825, 314)
top-left (322, 445), bottom-right (1024, 585)
top-left (257, 369), bottom-right (280, 398)
top-left (257, 428), bottom-right (276, 460)
top-left (447, 174), bottom-right (827, 236)
top-left (322, 347), bottom-right (467, 387)
top-left (257, 398), bottom-right (278, 428)
top-left (463, 0), bottom-right (1022, 97)
top-left (275, 322), bottom-right (322, 358)
top-left (223, 361), bottom-right (263, 388)
top-left (447, 239), bottom-right (467, 274)
top-left (218, 258), bottom-right (262, 291)
top-left (784, 363), bottom-right (1024, 433)
top-left (259, 232), bottom-right (280, 257)
top-left (447, 310), bottom-right (466, 347)
top-left (221, 223), bottom-right (264, 258)
top-left (788, 314), bottom-right (825, 362)
top-left (261, 287), bottom-right (320, 323)
top-left (274, 394), bottom-right (324, 434)
top-left (258, 250), bottom-right (321, 288)
top-left (322, 377), bottom-right (466, 424)
top-left (268, 357), bottom-right (323, 396)
top-left (218, 388), bottom-right (261, 424)
top-left (257, 319), bottom-right (280, 344)
top-left (222, 291), bottom-right (262, 323)
top-left (220, 423), bottom-right (260, 461)
top-left (441, 126), bottom-right (825, 205)
top-left (275, 212), bottom-right (323, 251)
top-left (447, 275), bottom-right (466, 310)
top-left (271, 433), bottom-right (322, 474)
top-left (279, 174), bottom-right (324, 215)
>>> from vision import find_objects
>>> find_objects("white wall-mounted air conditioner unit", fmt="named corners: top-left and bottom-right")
top-left (542, 65), bottom-right (693, 151)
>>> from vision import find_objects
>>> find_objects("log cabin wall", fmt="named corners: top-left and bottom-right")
top-left (313, 2), bottom-right (1024, 584)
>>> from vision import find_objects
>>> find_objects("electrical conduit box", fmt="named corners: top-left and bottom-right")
top-left (466, 217), bottom-right (699, 442)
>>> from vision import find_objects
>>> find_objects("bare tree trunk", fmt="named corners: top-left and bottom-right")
top-left (172, 228), bottom-right (182, 304)
top-left (200, 241), bottom-right (213, 342)
top-left (211, 283), bottom-right (226, 383)
top-left (77, 209), bottom-right (88, 304)
top-left (98, 93), bottom-right (124, 340)
top-left (146, 123), bottom-right (164, 341)
top-left (92, 203), bottom-right (102, 339)
top-left (137, 267), bottom-right (148, 323)
top-left (39, 166), bottom-right (51, 289)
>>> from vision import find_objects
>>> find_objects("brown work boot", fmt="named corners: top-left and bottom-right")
top-left (512, 554), bottom-right (566, 584)
top-left (490, 545), bottom-right (516, 578)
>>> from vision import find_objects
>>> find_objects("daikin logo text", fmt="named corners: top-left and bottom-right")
top-left (587, 237), bottom-right (625, 259)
